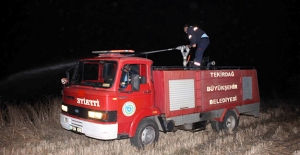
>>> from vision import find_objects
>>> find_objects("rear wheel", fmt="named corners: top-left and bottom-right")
top-left (222, 111), bottom-right (239, 134)
top-left (130, 118), bottom-right (159, 149)
top-left (211, 121), bottom-right (223, 132)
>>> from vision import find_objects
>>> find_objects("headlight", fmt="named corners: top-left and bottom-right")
top-left (62, 105), bottom-right (68, 112)
top-left (88, 111), bottom-right (108, 120)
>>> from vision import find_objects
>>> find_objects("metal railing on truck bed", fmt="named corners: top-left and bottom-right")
top-left (152, 66), bottom-right (256, 71)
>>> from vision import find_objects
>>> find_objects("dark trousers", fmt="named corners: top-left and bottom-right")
top-left (194, 38), bottom-right (210, 64)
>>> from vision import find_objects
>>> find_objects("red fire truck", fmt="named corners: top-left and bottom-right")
top-left (60, 47), bottom-right (260, 149)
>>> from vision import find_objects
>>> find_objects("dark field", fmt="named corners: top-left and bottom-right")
top-left (0, 97), bottom-right (299, 155)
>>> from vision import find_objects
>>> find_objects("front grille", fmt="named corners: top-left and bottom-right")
top-left (62, 103), bottom-right (117, 122)
top-left (70, 119), bottom-right (83, 127)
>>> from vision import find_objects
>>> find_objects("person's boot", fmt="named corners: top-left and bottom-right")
top-left (193, 62), bottom-right (201, 69)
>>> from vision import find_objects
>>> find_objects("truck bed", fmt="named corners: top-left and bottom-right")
top-left (152, 68), bottom-right (260, 118)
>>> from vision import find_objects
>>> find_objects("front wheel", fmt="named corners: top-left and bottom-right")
top-left (222, 110), bottom-right (239, 134)
top-left (130, 118), bottom-right (159, 149)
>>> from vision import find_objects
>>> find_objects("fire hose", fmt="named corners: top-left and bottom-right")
top-left (93, 46), bottom-right (214, 67)
top-left (139, 45), bottom-right (191, 67)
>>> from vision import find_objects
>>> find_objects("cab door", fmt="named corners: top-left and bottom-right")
top-left (117, 64), bottom-right (153, 134)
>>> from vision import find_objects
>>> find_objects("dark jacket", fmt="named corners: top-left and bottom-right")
top-left (186, 26), bottom-right (206, 46)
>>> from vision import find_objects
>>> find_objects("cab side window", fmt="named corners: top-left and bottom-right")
top-left (120, 64), bottom-right (139, 88)
top-left (119, 64), bottom-right (147, 88)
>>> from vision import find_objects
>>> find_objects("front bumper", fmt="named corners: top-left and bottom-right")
top-left (60, 113), bottom-right (118, 140)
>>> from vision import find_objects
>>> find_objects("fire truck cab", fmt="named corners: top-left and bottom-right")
top-left (60, 50), bottom-right (260, 149)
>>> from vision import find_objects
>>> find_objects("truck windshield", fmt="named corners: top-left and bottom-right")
top-left (71, 60), bottom-right (117, 88)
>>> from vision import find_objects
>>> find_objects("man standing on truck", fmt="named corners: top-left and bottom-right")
top-left (184, 24), bottom-right (210, 67)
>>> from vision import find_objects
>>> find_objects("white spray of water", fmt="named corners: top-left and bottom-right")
top-left (0, 61), bottom-right (77, 85)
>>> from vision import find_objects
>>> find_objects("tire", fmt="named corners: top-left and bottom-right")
top-left (211, 121), bottom-right (223, 132)
top-left (130, 118), bottom-right (159, 149)
top-left (222, 110), bottom-right (239, 134)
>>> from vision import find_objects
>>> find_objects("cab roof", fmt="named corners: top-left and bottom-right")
top-left (80, 52), bottom-right (153, 64)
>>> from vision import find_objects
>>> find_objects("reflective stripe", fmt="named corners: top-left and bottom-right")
top-left (201, 33), bottom-right (209, 38)
top-left (189, 35), bottom-right (192, 39)
top-left (194, 62), bottom-right (201, 66)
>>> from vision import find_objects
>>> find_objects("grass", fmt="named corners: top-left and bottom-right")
top-left (0, 97), bottom-right (300, 155)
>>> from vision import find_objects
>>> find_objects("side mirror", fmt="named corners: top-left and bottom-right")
top-left (131, 74), bottom-right (140, 91)
top-left (61, 78), bottom-right (69, 85)
top-left (64, 66), bottom-right (75, 86)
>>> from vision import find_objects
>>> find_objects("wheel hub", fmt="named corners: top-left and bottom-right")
top-left (141, 126), bottom-right (155, 145)
top-left (226, 116), bottom-right (236, 131)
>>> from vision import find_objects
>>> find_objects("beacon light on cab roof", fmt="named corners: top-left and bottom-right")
top-left (92, 50), bottom-right (135, 54)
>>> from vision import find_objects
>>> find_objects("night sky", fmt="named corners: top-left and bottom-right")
top-left (0, 1), bottom-right (299, 101)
